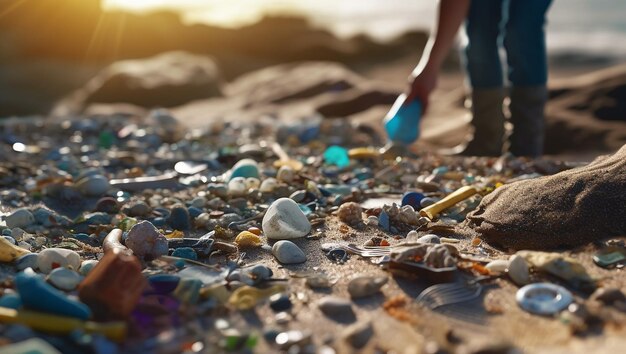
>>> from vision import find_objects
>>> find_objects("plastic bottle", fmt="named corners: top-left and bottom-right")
top-left (383, 94), bottom-right (422, 145)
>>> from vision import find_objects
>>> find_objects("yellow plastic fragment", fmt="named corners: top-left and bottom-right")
top-left (234, 231), bottom-right (263, 248)
top-left (0, 307), bottom-right (126, 342)
top-left (227, 285), bottom-right (286, 310)
top-left (419, 186), bottom-right (478, 220)
top-left (348, 147), bottom-right (380, 159)
top-left (0, 236), bottom-right (30, 262)
top-left (165, 230), bottom-right (184, 239)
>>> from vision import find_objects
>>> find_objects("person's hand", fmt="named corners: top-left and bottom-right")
top-left (406, 65), bottom-right (438, 114)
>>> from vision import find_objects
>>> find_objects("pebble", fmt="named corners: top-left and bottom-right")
top-left (47, 267), bottom-right (83, 291)
top-left (148, 274), bottom-right (181, 294)
top-left (15, 253), bottom-right (38, 271)
top-left (486, 259), bottom-right (510, 274)
top-left (259, 178), bottom-right (278, 193)
top-left (95, 197), bottom-right (121, 213)
top-left (75, 174), bottom-right (110, 196)
top-left (172, 247), bottom-right (198, 261)
top-left (317, 296), bottom-right (355, 321)
top-left (234, 231), bottom-right (263, 248)
top-left (125, 220), bottom-right (168, 260)
top-left (378, 210), bottom-right (390, 231)
top-left (337, 202), bottom-right (362, 226)
top-left (37, 248), bottom-right (81, 274)
top-left (341, 320), bottom-right (373, 349)
top-left (15, 269), bottom-right (91, 320)
top-left (5, 208), bottom-right (35, 229)
top-left (126, 201), bottom-right (151, 217)
top-left (269, 293), bottom-right (292, 312)
top-left (79, 260), bottom-right (99, 276)
top-left (366, 216), bottom-right (378, 226)
top-left (348, 275), bottom-right (388, 298)
top-left (420, 197), bottom-right (438, 208)
top-left (508, 255), bottom-right (530, 286)
top-left (277, 165), bottom-right (295, 183)
top-left (591, 287), bottom-right (626, 305)
top-left (0, 293), bottom-right (22, 309)
top-left (228, 177), bottom-right (248, 197)
top-left (416, 234), bottom-right (441, 244)
top-left (229, 158), bottom-right (260, 180)
top-left (167, 204), bottom-right (191, 230)
top-left (272, 240), bottom-right (306, 264)
top-left (401, 192), bottom-right (425, 209)
top-left (262, 198), bottom-right (311, 239)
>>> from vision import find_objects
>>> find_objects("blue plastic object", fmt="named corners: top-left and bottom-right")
top-left (401, 192), bottom-right (425, 209)
top-left (383, 94), bottom-right (422, 145)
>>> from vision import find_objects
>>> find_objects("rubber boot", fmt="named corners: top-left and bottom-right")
top-left (452, 88), bottom-right (505, 157)
top-left (508, 86), bottom-right (548, 158)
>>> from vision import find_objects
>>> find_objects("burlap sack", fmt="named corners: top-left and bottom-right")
top-left (463, 145), bottom-right (626, 250)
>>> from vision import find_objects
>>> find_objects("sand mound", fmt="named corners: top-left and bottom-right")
top-left (462, 144), bottom-right (626, 250)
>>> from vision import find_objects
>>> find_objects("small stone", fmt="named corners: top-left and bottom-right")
top-left (591, 287), bottom-right (626, 305)
top-left (245, 177), bottom-right (261, 190)
top-left (416, 234), bottom-right (440, 244)
top-left (508, 254), bottom-right (530, 286)
top-left (5, 208), bottom-right (35, 229)
top-left (342, 320), bottom-right (373, 349)
top-left (229, 158), bottom-right (260, 180)
top-left (172, 247), bottom-right (198, 260)
top-left (125, 201), bottom-right (151, 217)
top-left (259, 178), bottom-right (278, 193)
top-left (323, 145), bottom-right (350, 168)
top-left (272, 240), bottom-right (306, 264)
top-left (76, 174), bottom-right (110, 196)
top-left (190, 196), bottom-right (207, 208)
top-left (366, 216), bottom-right (378, 226)
top-left (37, 248), bottom-right (81, 274)
top-left (420, 197), bottom-right (437, 208)
top-left (337, 202), bottom-right (362, 226)
top-left (378, 210), bottom-right (390, 231)
top-left (289, 190), bottom-right (307, 203)
top-left (125, 220), bottom-right (168, 261)
top-left (15, 253), bottom-right (38, 271)
top-left (167, 204), bottom-right (190, 230)
top-left (235, 231), bottom-right (263, 248)
top-left (228, 177), bottom-right (248, 197)
top-left (269, 293), bottom-right (292, 312)
top-left (401, 192), bottom-right (425, 209)
top-left (263, 198), bottom-right (311, 240)
top-left (485, 259), bottom-right (510, 274)
top-left (79, 260), bottom-right (99, 276)
top-left (318, 296), bottom-right (355, 321)
top-left (347, 275), bottom-right (388, 298)
top-left (78, 248), bottom-right (146, 320)
top-left (47, 267), bottom-right (83, 291)
top-left (277, 165), bottom-right (295, 183)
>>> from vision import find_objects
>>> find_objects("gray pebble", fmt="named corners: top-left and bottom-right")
top-left (5, 209), bottom-right (34, 229)
top-left (341, 320), bottom-right (373, 349)
top-left (318, 296), bottom-right (355, 321)
top-left (347, 275), bottom-right (388, 298)
top-left (272, 241), bottom-right (306, 264)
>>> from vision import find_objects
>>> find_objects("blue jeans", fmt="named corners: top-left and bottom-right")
top-left (464, 0), bottom-right (553, 89)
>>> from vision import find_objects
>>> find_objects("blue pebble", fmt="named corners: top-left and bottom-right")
top-left (187, 207), bottom-right (203, 218)
top-left (3, 236), bottom-right (16, 245)
top-left (167, 205), bottom-right (190, 230)
top-left (379, 210), bottom-right (390, 231)
top-left (2, 229), bottom-right (11, 236)
top-left (0, 293), bottom-right (22, 309)
top-left (420, 197), bottom-right (438, 208)
top-left (432, 166), bottom-right (449, 175)
top-left (152, 217), bottom-right (167, 227)
top-left (229, 161), bottom-right (260, 180)
top-left (15, 253), bottom-right (39, 271)
top-left (323, 145), bottom-right (350, 168)
top-left (15, 270), bottom-right (91, 320)
top-left (148, 274), bottom-right (181, 295)
top-left (172, 247), bottom-right (197, 261)
top-left (401, 192), bottom-right (425, 209)
top-left (71, 233), bottom-right (92, 243)
top-left (84, 212), bottom-right (112, 225)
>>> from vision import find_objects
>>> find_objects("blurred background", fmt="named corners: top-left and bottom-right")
top-left (1, 0), bottom-right (625, 155)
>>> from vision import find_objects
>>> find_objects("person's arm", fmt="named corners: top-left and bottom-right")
top-left (406, 0), bottom-right (470, 111)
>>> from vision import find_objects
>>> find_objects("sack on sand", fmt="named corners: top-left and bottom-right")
top-left (463, 145), bottom-right (626, 250)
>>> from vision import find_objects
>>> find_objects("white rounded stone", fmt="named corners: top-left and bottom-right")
top-left (47, 267), bottom-right (83, 291)
top-left (272, 240), bottom-right (306, 264)
top-left (37, 248), bottom-right (81, 274)
top-left (508, 254), bottom-right (530, 286)
top-left (486, 259), bottom-right (510, 274)
top-left (76, 175), bottom-right (110, 196)
top-left (276, 165), bottom-right (295, 183)
top-left (227, 177), bottom-right (248, 197)
top-left (5, 208), bottom-right (35, 229)
top-left (259, 178), bottom-right (278, 193)
top-left (262, 198), bottom-right (311, 240)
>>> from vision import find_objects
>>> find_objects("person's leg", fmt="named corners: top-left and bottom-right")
top-left (504, 0), bottom-right (553, 157)
top-left (460, 0), bottom-right (506, 156)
